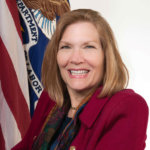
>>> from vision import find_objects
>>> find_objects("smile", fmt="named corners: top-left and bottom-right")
top-left (70, 70), bottom-right (89, 75)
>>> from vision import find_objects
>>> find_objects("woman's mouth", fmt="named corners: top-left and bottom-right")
top-left (68, 69), bottom-right (89, 78)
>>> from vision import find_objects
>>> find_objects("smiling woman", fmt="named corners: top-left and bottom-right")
top-left (57, 22), bottom-right (104, 109)
top-left (42, 9), bottom-right (129, 108)
top-left (12, 9), bottom-right (149, 150)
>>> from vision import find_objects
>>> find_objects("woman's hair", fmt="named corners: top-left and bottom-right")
top-left (41, 9), bottom-right (129, 106)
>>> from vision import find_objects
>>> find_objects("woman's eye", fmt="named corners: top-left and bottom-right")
top-left (60, 45), bottom-right (70, 49)
top-left (85, 45), bottom-right (95, 49)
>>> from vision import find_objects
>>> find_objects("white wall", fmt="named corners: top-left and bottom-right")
top-left (70, 0), bottom-right (150, 149)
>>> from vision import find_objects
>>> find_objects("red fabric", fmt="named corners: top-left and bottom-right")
top-left (0, 37), bottom-right (31, 137)
top-left (5, 0), bottom-right (22, 40)
top-left (0, 126), bottom-right (5, 150)
top-left (0, 0), bottom-right (31, 149)
top-left (12, 88), bottom-right (149, 150)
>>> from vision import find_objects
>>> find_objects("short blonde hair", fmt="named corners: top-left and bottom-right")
top-left (41, 9), bottom-right (129, 106)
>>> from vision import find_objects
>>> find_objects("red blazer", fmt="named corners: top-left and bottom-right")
top-left (12, 88), bottom-right (149, 150)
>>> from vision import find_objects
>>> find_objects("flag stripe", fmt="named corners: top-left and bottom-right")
top-left (5, 0), bottom-right (22, 40)
top-left (0, 0), bottom-right (30, 107)
top-left (0, 83), bottom-right (21, 150)
top-left (0, 37), bottom-right (31, 138)
top-left (0, 126), bottom-right (5, 150)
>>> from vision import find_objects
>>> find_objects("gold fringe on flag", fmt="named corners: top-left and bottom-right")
top-left (23, 0), bottom-right (70, 20)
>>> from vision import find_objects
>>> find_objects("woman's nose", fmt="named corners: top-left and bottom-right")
top-left (69, 49), bottom-right (84, 64)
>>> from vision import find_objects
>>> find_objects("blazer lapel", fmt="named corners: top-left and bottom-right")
top-left (79, 88), bottom-right (110, 128)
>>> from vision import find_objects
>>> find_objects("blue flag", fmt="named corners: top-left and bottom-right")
top-left (17, 0), bottom-right (70, 116)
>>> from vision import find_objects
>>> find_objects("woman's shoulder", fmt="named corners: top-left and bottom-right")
top-left (33, 90), bottom-right (56, 118)
top-left (107, 89), bottom-right (149, 115)
top-left (36, 89), bottom-right (56, 107)
top-left (111, 89), bottom-right (147, 105)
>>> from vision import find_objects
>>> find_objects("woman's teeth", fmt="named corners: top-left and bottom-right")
top-left (70, 70), bottom-right (89, 75)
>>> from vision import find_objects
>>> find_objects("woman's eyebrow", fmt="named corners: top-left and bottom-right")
top-left (59, 40), bottom-right (99, 46)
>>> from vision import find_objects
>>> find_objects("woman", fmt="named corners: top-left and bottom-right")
top-left (12, 9), bottom-right (149, 150)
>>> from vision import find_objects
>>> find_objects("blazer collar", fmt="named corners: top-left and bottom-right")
top-left (79, 87), bottom-right (110, 128)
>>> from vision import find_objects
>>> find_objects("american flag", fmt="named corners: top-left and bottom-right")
top-left (0, 0), bottom-right (31, 149)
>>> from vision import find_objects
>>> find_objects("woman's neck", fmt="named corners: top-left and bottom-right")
top-left (67, 88), bottom-right (96, 118)
top-left (67, 91), bottom-right (86, 118)
top-left (69, 91), bottom-right (87, 109)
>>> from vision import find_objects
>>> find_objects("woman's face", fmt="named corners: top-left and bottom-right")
top-left (57, 22), bottom-right (104, 95)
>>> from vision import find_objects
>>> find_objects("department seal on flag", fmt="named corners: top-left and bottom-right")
top-left (17, 0), bottom-right (70, 116)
